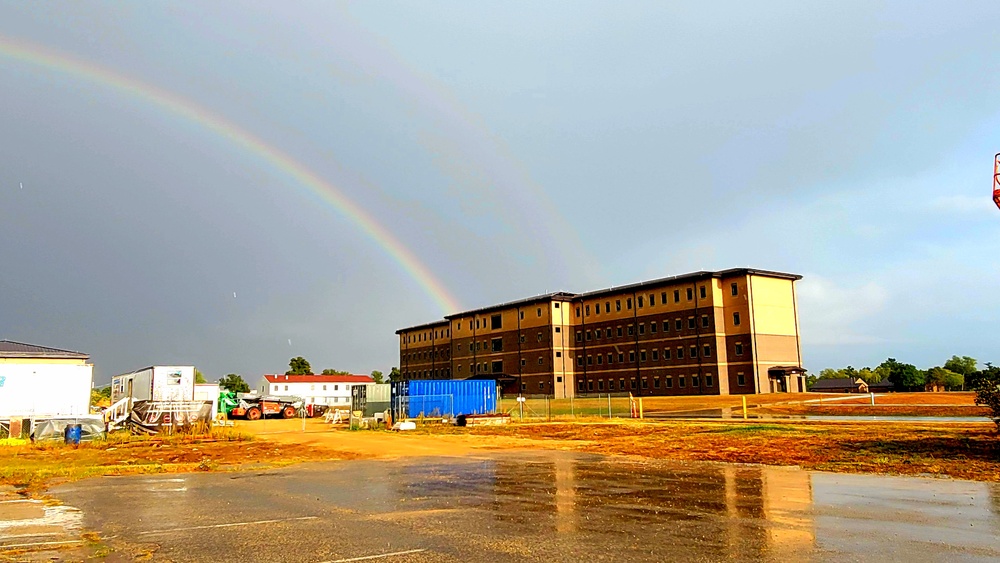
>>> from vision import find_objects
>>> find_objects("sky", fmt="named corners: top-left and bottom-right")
top-left (1, 2), bottom-right (998, 384)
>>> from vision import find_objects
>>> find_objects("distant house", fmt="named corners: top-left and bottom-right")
top-left (869, 378), bottom-right (895, 393)
top-left (0, 340), bottom-right (94, 418)
top-left (808, 377), bottom-right (869, 393)
top-left (258, 374), bottom-right (373, 406)
top-left (925, 381), bottom-right (945, 393)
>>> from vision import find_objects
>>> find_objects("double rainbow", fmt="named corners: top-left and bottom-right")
top-left (0, 36), bottom-right (461, 314)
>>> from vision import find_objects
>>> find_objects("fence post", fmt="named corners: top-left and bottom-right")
top-left (546, 395), bottom-right (551, 422)
top-left (639, 398), bottom-right (644, 419)
top-left (870, 392), bottom-right (875, 406)
top-left (570, 396), bottom-right (575, 419)
top-left (607, 394), bottom-right (612, 419)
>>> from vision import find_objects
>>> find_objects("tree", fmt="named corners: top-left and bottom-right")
top-left (321, 368), bottom-right (350, 375)
top-left (194, 369), bottom-right (207, 384)
top-left (972, 363), bottom-right (1000, 430)
top-left (389, 367), bottom-right (402, 382)
top-left (286, 357), bottom-right (312, 375)
top-left (925, 367), bottom-right (963, 391)
top-left (944, 356), bottom-right (977, 378)
top-left (879, 358), bottom-right (925, 391)
top-left (219, 373), bottom-right (250, 393)
top-left (90, 386), bottom-right (112, 408)
top-left (370, 370), bottom-right (384, 384)
top-left (817, 368), bottom-right (842, 380)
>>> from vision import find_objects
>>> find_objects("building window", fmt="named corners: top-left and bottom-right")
top-left (537, 332), bottom-right (543, 342)
top-left (539, 381), bottom-right (545, 390)
top-left (673, 289), bottom-right (680, 302)
top-left (598, 380), bottom-right (605, 391)
top-left (586, 305), bottom-right (591, 316)
top-left (576, 331), bottom-right (583, 343)
top-left (690, 345), bottom-right (698, 358)
top-left (649, 293), bottom-right (655, 307)
top-left (458, 364), bottom-right (463, 374)
top-left (662, 321), bottom-right (669, 332)
top-left (654, 377), bottom-right (661, 389)
top-left (607, 353), bottom-right (613, 364)
top-left (491, 360), bottom-right (503, 373)
top-left (587, 356), bottom-right (593, 365)
top-left (605, 302), bottom-right (611, 313)
top-left (692, 375), bottom-right (700, 387)
top-left (284, 385), bottom-right (288, 391)
top-left (492, 338), bottom-right (503, 352)
top-left (476, 319), bottom-right (480, 329)
top-left (586, 330), bottom-right (592, 341)
top-left (627, 298), bottom-right (633, 309)
top-left (578, 380), bottom-right (585, 391)
top-left (706, 374), bottom-right (714, 387)
top-left (731, 283), bottom-right (738, 296)
top-left (661, 292), bottom-right (667, 305)
top-left (322, 385), bottom-right (327, 391)
top-left (576, 307), bottom-right (581, 317)
top-left (608, 379), bottom-right (615, 391)
top-left (640, 350), bottom-right (647, 362)
top-left (677, 347), bottom-right (684, 359)
top-left (638, 296), bottom-right (644, 308)
top-left (733, 312), bottom-right (741, 326)
top-left (642, 379), bottom-right (649, 389)
top-left (588, 380), bottom-right (594, 391)
top-left (595, 304), bottom-right (600, 316)
top-left (735, 343), bottom-right (744, 356)
top-left (596, 355), bottom-right (602, 365)
top-left (688, 317), bottom-right (696, 330)
top-left (700, 286), bottom-right (707, 299)
top-left (638, 323), bottom-right (645, 335)
top-left (521, 359), bottom-right (526, 367)
top-left (629, 351), bottom-right (636, 362)
top-left (618, 353), bottom-right (624, 363)
top-left (703, 345), bottom-right (711, 357)
top-left (678, 376), bottom-right (686, 388)
top-left (701, 315), bottom-right (710, 328)
top-left (662, 376), bottom-right (671, 388)
top-left (627, 325), bottom-right (634, 336)
top-left (538, 357), bottom-right (544, 365)
top-left (616, 300), bottom-right (622, 311)
top-left (675, 319), bottom-right (682, 331)
top-left (595, 329), bottom-right (602, 339)
top-left (520, 334), bottom-right (526, 343)
top-left (273, 385), bottom-right (278, 392)
top-left (555, 326), bottom-right (561, 333)
top-left (554, 302), bottom-right (560, 308)
top-left (537, 307), bottom-right (542, 317)
top-left (617, 327), bottom-right (623, 338)
top-left (650, 322), bottom-right (657, 334)
top-left (737, 372), bottom-right (746, 386)
top-left (652, 349), bottom-right (659, 361)
top-left (664, 348), bottom-right (671, 360)
top-left (491, 314), bottom-right (502, 330)
top-left (631, 379), bottom-right (638, 389)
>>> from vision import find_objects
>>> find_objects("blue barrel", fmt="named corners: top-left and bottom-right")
top-left (64, 424), bottom-right (82, 445)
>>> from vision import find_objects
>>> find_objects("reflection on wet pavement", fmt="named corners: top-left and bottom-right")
top-left (37, 451), bottom-right (1000, 562)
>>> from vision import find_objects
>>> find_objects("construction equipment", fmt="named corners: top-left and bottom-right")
top-left (228, 396), bottom-right (302, 420)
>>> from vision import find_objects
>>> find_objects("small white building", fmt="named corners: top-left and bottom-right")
top-left (111, 366), bottom-right (196, 403)
top-left (259, 374), bottom-right (373, 406)
top-left (0, 340), bottom-right (94, 418)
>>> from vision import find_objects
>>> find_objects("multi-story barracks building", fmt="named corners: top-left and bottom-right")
top-left (396, 268), bottom-right (805, 397)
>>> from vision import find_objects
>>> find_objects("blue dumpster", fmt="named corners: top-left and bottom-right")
top-left (63, 424), bottom-right (82, 445)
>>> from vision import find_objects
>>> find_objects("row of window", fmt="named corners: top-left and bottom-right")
top-left (456, 306), bottom-right (549, 332)
top-left (455, 356), bottom-right (548, 375)
top-left (405, 368), bottom-right (453, 379)
top-left (403, 328), bottom-right (451, 344)
top-left (577, 343), bottom-right (716, 368)
top-left (270, 384), bottom-right (347, 392)
top-left (576, 284), bottom-right (739, 318)
top-left (577, 374), bottom-right (715, 392)
top-left (576, 315), bottom-right (713, 343)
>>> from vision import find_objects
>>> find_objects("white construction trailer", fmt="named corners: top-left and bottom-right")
top-left (0, 340), bottom-right (94, 419)
top-left (111, 366), bottom-right (196, 403)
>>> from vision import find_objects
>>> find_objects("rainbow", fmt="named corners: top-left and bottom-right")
top-left (0, 35), bottom-right (462, 314)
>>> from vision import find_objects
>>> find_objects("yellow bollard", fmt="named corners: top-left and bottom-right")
top-left (742, 396), bottom-right (747, 420)
top-left (639, 398), bottom-right (644, 419)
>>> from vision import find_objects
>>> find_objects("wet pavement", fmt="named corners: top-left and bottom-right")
top-left (6, 451), bottom-right (1000, 562)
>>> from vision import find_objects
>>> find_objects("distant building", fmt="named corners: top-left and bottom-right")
top-left (259, 374), bottom-right (373, 406)
top-left (0, 340), bottom-right (94, 418)
top-left (808, 377), bottom-right (868, 393)
top-left (396, 268), bottom-right (805, 397)
top-left (869, 378), bottom-right (895, 393)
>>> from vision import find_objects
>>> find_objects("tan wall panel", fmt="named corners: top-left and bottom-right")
top-left (748, 276), bottom-right (798, 336)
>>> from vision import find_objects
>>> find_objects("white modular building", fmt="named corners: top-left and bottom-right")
top-left (0, 340), bottom-right (94, 418)
top-left (259, 374), bottom-right (374, 406)
top-left (111, 366), bottom-right (196, 403)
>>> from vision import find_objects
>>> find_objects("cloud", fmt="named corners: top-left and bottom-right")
top-left (796, 275), bottom-right (889, 346)
top-left (925, 194), bottom-right (997, 217)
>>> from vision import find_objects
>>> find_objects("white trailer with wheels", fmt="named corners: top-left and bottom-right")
top-left (0, 340), bottom-right (94, 420)
top-left (111, 366), bottom-right (196, 403)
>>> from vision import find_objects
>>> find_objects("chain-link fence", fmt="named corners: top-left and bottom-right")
top-left (498, 394), bottom-right (638, 421)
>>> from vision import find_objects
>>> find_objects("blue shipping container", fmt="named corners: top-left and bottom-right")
top-left (392, 380), bottom-right (497, 419)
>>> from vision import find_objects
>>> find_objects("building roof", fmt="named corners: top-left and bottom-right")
top-left (869, 378), bottom-right (895, 389)
top-left (263, 374), bottom-right (373, 384)
top-left (809, 377), bottom-right (864, 390)
top-left (0, 340), bottom-right (89, 360)
top-left (397, 268), bottom-right (801, 333)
